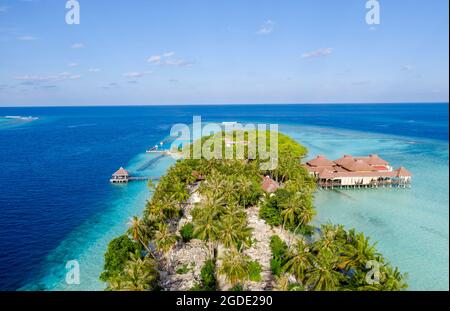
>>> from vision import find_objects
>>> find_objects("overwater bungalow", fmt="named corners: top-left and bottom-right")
top-left (304, 154), bottom-right (412, 189)
top-left (110, 167), bottom-right (130, 183)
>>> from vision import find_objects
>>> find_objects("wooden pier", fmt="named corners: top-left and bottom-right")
top-left (110, 142), bottom-right (170, 184)
top-left (129, 176), bottom-right (160, 182)
top-left (146, 150), bottom-right (171, 155)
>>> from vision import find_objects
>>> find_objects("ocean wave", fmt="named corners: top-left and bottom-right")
top-left (2, 115), bottom-right (39, 121)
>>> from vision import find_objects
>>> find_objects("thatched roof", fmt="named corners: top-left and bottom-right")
top-left (306, 155), bottom-right (335, 167)
top-left (112, 167), bottom-right (129, 177)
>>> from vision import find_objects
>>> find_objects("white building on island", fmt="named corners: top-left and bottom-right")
top-left (304, 154), bottom-right (412, 188)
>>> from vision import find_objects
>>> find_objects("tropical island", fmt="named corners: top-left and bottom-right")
top-left (100, 130), bottom-right (407, 291)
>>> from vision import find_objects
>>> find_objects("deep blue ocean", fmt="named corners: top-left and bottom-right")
top-left (0, 103), bottom-right (448, 290)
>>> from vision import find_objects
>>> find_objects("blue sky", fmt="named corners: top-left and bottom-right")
top-left (0, 0), bottom-right (448, 106)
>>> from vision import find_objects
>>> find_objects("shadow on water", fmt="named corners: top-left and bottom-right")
top-left (328, 189), bottom-right (358, 201)
top-left (136, 154), bottom-right (167, 172)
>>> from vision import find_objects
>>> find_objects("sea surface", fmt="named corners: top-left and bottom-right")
top-left (0, 104), bottom-right (448, 291)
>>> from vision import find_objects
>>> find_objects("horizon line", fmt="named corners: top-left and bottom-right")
top-left (0, 101), bottom-right (448, 109)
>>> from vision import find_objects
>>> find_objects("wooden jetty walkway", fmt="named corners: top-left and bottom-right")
top-left (129, 176), bottom-right (160, 181)
top-left (110, 141), bottom-right (172, 184)
top-left (110, 167), bottom-right (160, 184)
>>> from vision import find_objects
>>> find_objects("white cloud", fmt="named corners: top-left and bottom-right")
top-left (123, 71), bottom-right (152, 78)
top-left (0, 6), bottom-right (8, 13)
top-left (147, 55), bottom-right (162, 63)
top-left (88, 68), bottom-right (101, 73)
top-left (17, 36), bottom-right (39, 41)
top-left (15, 72), bottom-right (82, 85)
top-left (147, 52), bottom-right (191, 66)
top-left (67, 63), bottom-right (79, 67)
top-left (163, 51), bottom-right (175, 57)
top-left (257, 20), bottom-right (275, 35)
top-left (163, 59), bottom-right (192, 66)
top-left (301, 48), bottom-right (333, 59)
top-left (71, 43), bottom-right (85, 49)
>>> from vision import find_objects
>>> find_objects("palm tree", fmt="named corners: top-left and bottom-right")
top-left (106, 276), bottom-right (124, 291)
top-left (380, 265), bottom-right (408, 291)
top-left (283, 239), bottom-right (312, 282)
top-left (236, 176), bottom-right (253, 208)
top-left (282, 155), bottom-right (299, 182)
top-left (119, 253), bottom-right (159, 291)
top-left (153, 223), bottom-right (176, 254)
top-left (203, 191), bottom-right (226, 216)
top-left (160, 194), bottom-right (180, 219)
top-left (274, 273), bottom-right (291, 291)
top-left (339, 232), bottom-right (379, 270)
top-left (172, 181), bottom-right (189, 205)
top-left (305, 250), bottom-right (342, 291)
top-left (280, 193), bottom-right (302, 230)
top-left (218, 214), bottom-right (253, 250)
top-left (127, 216), bottom-right (151, 254)
top-left (200, 170), bottom-right (227, 200)
top-left (224, 202), bottom-right (246, 220)
top-left (298, 205), bottom-right (315, 226)
top-left (218, 247), bottom-right (251, 287)
top-left (312, 225), bottom-right (341, 255)
top-left (291, 193), bottom-right (316, 237)
top-left (147, 180), bottom-right (156, 192)
top-left (193, 205), bottom-right (220, 258)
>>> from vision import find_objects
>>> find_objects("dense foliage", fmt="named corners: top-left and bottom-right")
top-left (179, 222), bottom-right (195, 242)
top-left (269, 235), bottom-right (289, 277)
top-left (270, 225), bottom-right (408, 291)
top-left (100, 235), bottom-right (143, 283)
top-left (190, 259), bottom-right (217, 291)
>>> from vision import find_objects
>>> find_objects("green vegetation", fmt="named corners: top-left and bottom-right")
top-left (106, 252), bottom-right (159, 291)
top-left (230, 284), bottom-right (245, 291)
top-left (200, 259), bottom-right (217, 290)
top-left (153, 223), bottom-right (177, 254)
top-left (270, 226), bottom-right (408, 291)
top-left (100, 235), bottom-right (143, 283)
top-left (176, 264), bottom-right (190, 275)
top-left (179, 222), bottom-right (195, 242)
top-left (269, 235), bottom-right (289, 277)
top-left (248, 261), bottom-right (263, 282)
top-left (101, 130), bottom-right (407, 291)
top-left (218, 248), bottom-right (255, 286)
top-left (191, 259), bottom-right (217, 291)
